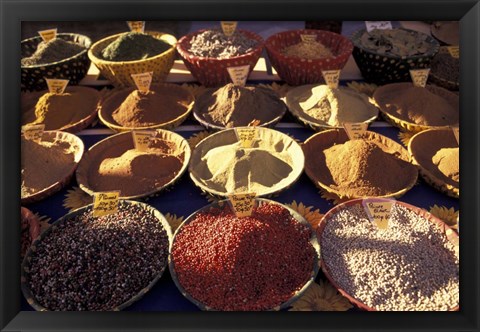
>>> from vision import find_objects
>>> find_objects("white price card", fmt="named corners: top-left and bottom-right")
top-left (365, 21), bottom-right (393, 32)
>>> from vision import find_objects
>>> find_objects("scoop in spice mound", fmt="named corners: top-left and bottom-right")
top-left (171, 202), bottom-right (316, 311)
top-left (195, 83), bottom-right (286, 128)
top-left (21, 137), bottom-right (77, 197)
top-left (22, 87), bottom-right (100, 131)
top-left (21, 38), bottom-right (86, 66)
top-left (320, 202), bottom-right (459, 311)
top-left (24, 202), bottom-right (170, 311)
top-left (101, 32), bottom-right (171, 61)
top-left (281, 40), bottom-right (333, 59)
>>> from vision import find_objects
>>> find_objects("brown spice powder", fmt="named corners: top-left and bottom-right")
top-left (21, 137), bottom-right (76, 197)
top-left (86, 138), bottom-right (184, 197)
top-left (102, 85), bottom-right (193, 128)
top-left (432, 147), bottom-right (459, 183)
top-left (195, 84), bottom-right (285, 128)
top-left (322, 140), bottom-right (416, 197)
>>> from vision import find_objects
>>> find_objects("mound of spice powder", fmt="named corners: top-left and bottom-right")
top-left (188, 29), bottom-right (258, 58)
top-left (23, 87), bottom-right (100, 130)
top-left (431, 52), bottom-right (459, 84)
top-left (103, 86), bottom-right (192, 128)
top-left (320, 202), bottom-right (459, 311)
top-left (86, 137), bottom-right (184, 197)
top-left (358, 28), bottom-right (431, 57)
top-left (281, 40), bottom-right (333, 59)
top-left (101, 32), bottom-right (171, 61)
top-left (171, 202), bottom-right (315, 311)
top-left (195, 84), bottom-right (285, 128)
top-left (26, 202), bottom-right (170, 311)
top-left (432, 147), bottom-right (459, 183)
top-left (21, 38), bottom-right (85, 66)
top-left (322, 139), bottom-right (417, 197)
top-left (21, 137), bottom-right (77, 197)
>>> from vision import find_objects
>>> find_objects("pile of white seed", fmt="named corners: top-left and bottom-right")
top-left (320, 203), bottom-right (459, 311)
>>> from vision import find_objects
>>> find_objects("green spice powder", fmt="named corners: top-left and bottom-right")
top-left (22, 38), bottom-right (85, 66)
top-left (101, 32), bottom-right (171, 62)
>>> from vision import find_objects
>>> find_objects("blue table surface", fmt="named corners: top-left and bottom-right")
top-left (20, 119), bottom-right (459, 312)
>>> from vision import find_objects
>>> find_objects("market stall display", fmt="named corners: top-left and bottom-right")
top-left (21, 33), bottom-right (92, 91)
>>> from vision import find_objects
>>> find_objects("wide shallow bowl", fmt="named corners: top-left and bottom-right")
top-left (21, 86), bottom-right (100, 133)
top-left (265, 29), bottom-right (353, 86)
top-left (176, 29), bottom-right (264, 87)
top-left (21, 130), bottom-right (84, 204)
top-left (189, 127), bottom-right (305, 198)
top-left (350, 28), bottom-right (439, 85)
top-left (373, 82), bottom-right (459, 133)
top-left (21, 207), bottom-right (41, 258)
top-left (98, 84), bottom-right (194, 132)
top-left (88, 31), bottom-right (177, 88)
top-left (21, 200), bottom-right (172, 311)
top-left (430, 21), bottom-right (459, 46)
top-left (408, 128), bottom-right (459, 198)
top-left (317, 198), bottom-right (459, 311)
top-left (302, 129), bottom-right (418, 201)
top-left (169, 198), bottom-right (320, 311)
top-left (285, 84), bottom-right (378, 131)
top-left (21, 33), bottom-right (92, 91)
top-left (76, 130), bottom-right (191, 200)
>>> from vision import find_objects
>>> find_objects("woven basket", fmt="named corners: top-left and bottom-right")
top-left (88, 31), bottom-right (177, 88)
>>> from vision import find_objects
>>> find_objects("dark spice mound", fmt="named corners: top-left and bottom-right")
top-left (172, 202), bottom-right (315, 311)
top-left (22, 38), bottom-right (86, 66)
top-left (26, 202), bottom-right (169, 311)
top-left (431, 52), bottom-right (459, 84)
top-left (101, 32), bottom-right (171, 61)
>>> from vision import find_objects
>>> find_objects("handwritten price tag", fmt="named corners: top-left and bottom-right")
top-left (45, 78), bottom-right (69, 94)
top-left (132, 130), bottom-right (154, 152)
top-left (228, 193), bottom-right (256, 217)
top-left (365, 21), bottom-right (393, 32)
top-left (447, 46), bottom-right (459, 58)
top-left (343, 122), bottom-right (368, 140)
top-left (38, 28), bottom-right (57, 42)
top-left (362, 199), bottom-right (395, 230)
top-left (126, 21), bottom-right (145, 33)
top-left (409, 69), bottom-right (430, 88)
top-left (22, 124), bottom-right (45, 142)
top-left (452, 127), bottom-right (459, 145)
top-left (93, 191), bottom-right (120, 217)
top-left (227, 65), bottom-right (250, 87)
top-left (221, 21), bottom-right (238, 36)
top-left (300, 34), bottom-right (317, 43)
top-left (235, 127), bottom-right (257, 148)
top-left (322, 70), bottom-right (341, 89)
top-left (131, 72), bottom-right (153, 92)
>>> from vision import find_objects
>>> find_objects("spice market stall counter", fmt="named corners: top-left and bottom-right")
top-left (20, 120), bottom-right (459, 312)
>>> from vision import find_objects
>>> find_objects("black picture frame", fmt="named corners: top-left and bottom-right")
top-left (1, 0), bottom-right (479, 331)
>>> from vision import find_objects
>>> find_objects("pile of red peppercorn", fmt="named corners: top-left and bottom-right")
top-left (170, 201), bottom-right (317, 311)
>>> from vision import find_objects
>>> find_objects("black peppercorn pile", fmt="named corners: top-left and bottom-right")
top-left (25, 202), bottom-right (169, 311)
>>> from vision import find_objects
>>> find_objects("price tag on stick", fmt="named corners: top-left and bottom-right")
top-left (362, 199), bottom-right (395, 230)
top-left (409, 69), bottom-right (430, 88)
top-left (93, 191), bottom-right (120, 218)
top-left (322, 70), bottom-right (341, 89)
top-left (132, 130), bottom-right (154, 152)
top-left (127, 21), bottom-right (145, 33)
top-left (131, 72), bottom-right (153, 92)
top-left (22, 124), bottom-right (45, 142)
top-left (227, 65), bottom-right (250, 87)
top-left (45, 78), bottom-right (69, 94)
top-left (300, 34), bottom-right (317, 43)
top-left (365, 21), bottom-right (392, 32)
top-left (447, 46), bottom-right (459, 58)
top-left (38, 28), bottom-right (57, 42)
top-left (343, 122), bottom-right (368, 140)
top-left (228, 193), bottom-right (256, 217)
top-left (221, 21), bottom-right (238, 36)
top-left (235, 127), bottom-right (257, 148)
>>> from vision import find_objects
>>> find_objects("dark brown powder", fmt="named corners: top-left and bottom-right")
top-left (323, 140), bottom-right (416, 196)
top-left (195, 84), bottom-right (285, 128)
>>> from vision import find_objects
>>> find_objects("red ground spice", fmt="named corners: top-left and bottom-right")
top-left (171, 202), bottom-right (315, 311)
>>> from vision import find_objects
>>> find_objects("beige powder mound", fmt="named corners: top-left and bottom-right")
top-left (21, 138), bottom-right (76, 197)
top-left (292, 86), bottom-right (377, 127)
top-left (324, 139), bottom-right (416, 197)
top-left (432, 147), bottom-right (459, 183)
top-left (197, 144), bottom-right (293, 193)
top-left (282, 40), bottom-right (333, 59)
